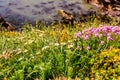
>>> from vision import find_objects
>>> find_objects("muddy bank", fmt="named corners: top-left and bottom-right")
top-left (0, 0), bottom-right (97, 28)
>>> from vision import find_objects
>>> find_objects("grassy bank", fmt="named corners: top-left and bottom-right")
top-left (0, 18), bottom-right (120, 80)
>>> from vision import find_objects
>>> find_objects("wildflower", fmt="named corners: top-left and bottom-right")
top-left (92, 28), bottom-right (99, 34)
top-left (60, 31), bottom-right (67, 42)
top-left (23, 49), bottom-right (28, 53)
top-left (112, 26), bottom-right (120, 34)
top-left (84, 35), bottom-right (89, 40)
top-left (1, 50), bottom-right (11, 59)
top-left (25, 40), bottom-right (34, 45)
top-left (77, 46), bottom-right (81, 50)
top-left (68, 40), bottom-right (72, 43)
top-left (102, 26), bottom-right (112, 33)
top-left (61, 42), bottom-right (66, 46)
top-left (99, 34), bottom-right (103, 38)
top-left (107, 36), bottom-right (113, 41)
top-left (75, 32), bottom-right (81, 37)
top-left (107, 33), bottom-right (111, 36)
top-left (86, 46), bottom-right (91, 50)
top-left (39, 34), bottom-right (43, 37)
top-left (94, 33), bottom-right (99, 37)
top-left (54, 43), bottom-right (60, 46)
top-left (42, 46), bottom-right (49, 51)
top-left (100, 41), bottom-right (105, 45)
top-left (68, 43), bottom-right (74, 48)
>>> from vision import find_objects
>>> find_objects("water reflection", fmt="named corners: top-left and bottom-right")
top-left (0, 0), bottom-right (96, 27)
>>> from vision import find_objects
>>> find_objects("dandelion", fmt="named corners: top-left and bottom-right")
top-left (86, 46), bottom-right (91, 50)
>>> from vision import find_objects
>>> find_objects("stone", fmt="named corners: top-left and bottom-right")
top-left (58, 9), bottom-right (74, 25)
top-left (85, 0), bottom-right (120, 18)
top-left (0, 16), bottom-right (16, 31)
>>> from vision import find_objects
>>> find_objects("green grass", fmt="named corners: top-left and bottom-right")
top-left (0, 18), bottom-right (120, 80)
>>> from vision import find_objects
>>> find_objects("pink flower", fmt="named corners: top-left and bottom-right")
top-left (77, 46), bottom-right (81, 50)
top-left (107, 33), bottom-right (111, 36)
top-left (94, 33), bottom-right (99, 37)
top-left (99, 34), bottom-right (103, 38)
top-left (92, 28), bottom-right (99, 34)
top-left (107, 36), bottom-right (113, 41)
top-left (86, 46), bottom-right (91, 50)
top-left (100, 41), bottom-right (105, 45)
top-left (112, 26), bottom-right (120, 34)
top-left (84, 35), bottom-right (89, 40)
top-left (102, 26), bottom-right (112, 34)
top-left (76, 32), bottom-right (81, 37)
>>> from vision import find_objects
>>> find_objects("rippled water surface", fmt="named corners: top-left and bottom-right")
top-left (0, 0), bottom-right (95, 26)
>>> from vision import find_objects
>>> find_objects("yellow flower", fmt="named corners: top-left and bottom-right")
top-left (60, 31), bottom-right (68, 42)
top-left (2, 31), bottom-right (20, 37)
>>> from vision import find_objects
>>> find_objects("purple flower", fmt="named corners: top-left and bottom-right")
top-left (76, 32), bottom-right (82, 37)
top-left (102, 26), bottom-right (112, 34)
top-left (107, 36), bottom-right (113, 41)
top-left (100, 41), bottom-right (105, 45)
top-left (112, 26), bottom-right (120, 34)
top-left (84, 35), bottom-right (89, 40)
top-left (92, 28), bottom-right (99, 34)
top-left (107, 33), bottom-right (111, 36)
top-left (86, 46), bottom-right (91, 50)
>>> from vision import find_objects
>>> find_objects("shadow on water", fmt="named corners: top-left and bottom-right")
top-left (0, 0), bottom-right (97, 28)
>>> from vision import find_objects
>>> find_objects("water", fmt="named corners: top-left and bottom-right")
top-left (0, 0), bottom-right (96, 27)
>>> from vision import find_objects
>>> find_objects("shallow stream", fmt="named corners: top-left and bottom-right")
top-left (0, 0), bottom-right (97, 27)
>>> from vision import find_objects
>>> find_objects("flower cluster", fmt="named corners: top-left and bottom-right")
top-left (91, 48), bottom-right (120, 79)
top-left (1, 31), bottom-right (20, 37)
top-left (75, 26), bottom-right (120, 51)
top-left (76, 26), bottom-right (120, 40)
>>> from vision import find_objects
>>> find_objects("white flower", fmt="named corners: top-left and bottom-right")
top-left (60, 42), bottom-right (66, 46)
top-left (42, 46), bottom-right (49, 51)
top-left (25, 40), bottom-right (34, 45)
top-left (39, 34), bottom-right (43, 37)
top-left (68, 43), bottom-right (74, 48)
top-left (54, 43), bottom-right (60, 46)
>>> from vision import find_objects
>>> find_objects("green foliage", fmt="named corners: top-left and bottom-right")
top-left (0, 20), bottom-right (120, 80)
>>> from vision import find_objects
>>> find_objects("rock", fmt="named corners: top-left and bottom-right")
top-left (58, 9), bottom-right (74, 25)
top-left (0, 16), bottom-right (16, 31)
top-left (85, 0), bottom-right (120, 19)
